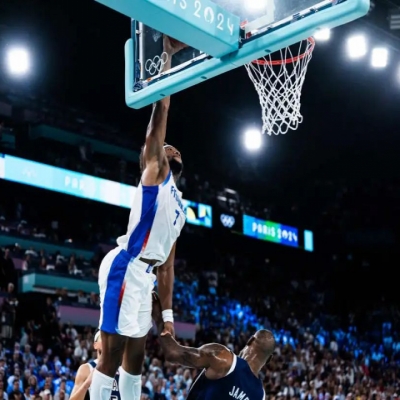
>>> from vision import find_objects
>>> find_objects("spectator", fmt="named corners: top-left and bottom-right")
top-left (1, 285), bottom-right (18, 340)
top-left (73, 342), bottom-right (87, 363)
top-left (0, 249), bottom-right (15, 289)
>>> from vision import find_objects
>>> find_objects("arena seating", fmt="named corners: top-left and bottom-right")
top-left (1, 238), bottom-right (400, 400)
top-left (1, 99), bottom-right (400, 400)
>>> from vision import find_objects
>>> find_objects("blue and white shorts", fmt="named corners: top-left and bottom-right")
top-left (98, 247), bottom-right (156, 338)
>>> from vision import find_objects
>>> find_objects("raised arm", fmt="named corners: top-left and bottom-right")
top-left (151, 293), bottom-right (233, 377)
top-left (142, 37), bottom-right (186, 186)
top-left (70, 364), bottom-right (92, 400)
top-left (163, 338), bottom-right (232, 374)
top-left (156, 242), bottom-right (176, 335)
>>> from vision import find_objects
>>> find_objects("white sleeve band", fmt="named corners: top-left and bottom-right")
top-left (162, 309), bottom-right (174, 323)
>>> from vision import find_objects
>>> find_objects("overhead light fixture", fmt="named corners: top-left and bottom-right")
top-left (314, 28), bottom-right (331, 41)
top-left (6, 47), bottom-right (30, 76)
top-left (243, 128), bottom-right (262, 151)
top-left (347, 35), bottom-right (367, 59)
top-left (371, 47), bottom-right (388, 68)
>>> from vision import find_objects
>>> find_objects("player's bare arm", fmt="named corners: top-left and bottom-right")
top-left (157, 242), bottom-right (177, 336)
top-left (152, 292), bottom-right (233, 378)
top-left (70, 364), bottom-right (93, 400)
top-left (142, 37), bottom-right (187, 186)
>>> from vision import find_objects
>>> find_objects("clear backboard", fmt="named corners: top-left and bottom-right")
top-left (137, 0), bottom-right (335, 82)
top-left (95, 0), bottom-right (370, 108)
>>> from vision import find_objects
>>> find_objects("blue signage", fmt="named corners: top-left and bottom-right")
top-left (0, 154), bottom-right (212, 228)
top-left (243, 215), bottom-right (299, 248)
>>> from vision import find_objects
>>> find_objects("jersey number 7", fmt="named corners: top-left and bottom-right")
top-left (173, 209), bottom-right (180, 226)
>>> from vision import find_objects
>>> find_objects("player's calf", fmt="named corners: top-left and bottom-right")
top-left (91, 332), bottom-right (126, 400)
top-left (119, 336), bottom-right (148, 400)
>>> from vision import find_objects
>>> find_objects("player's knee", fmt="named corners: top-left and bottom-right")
top-left (122, 355), bottom-right (144, 375)
top-left (97, 333), bottom-right (126, 375)
top-left (96, 357), bottom-right (118, 376)
top-left (122, 337), bottom-right (146, 375)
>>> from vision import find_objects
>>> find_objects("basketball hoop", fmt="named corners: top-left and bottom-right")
top-left (245, 37), bottom-right (315, 135)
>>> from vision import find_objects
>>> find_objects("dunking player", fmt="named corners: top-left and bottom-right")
top-left (152, 293), bottom-right (274, 400)
top-left (90, 36), bottom-right (187, 400)
top-left (70, 331), bottom-right (120, 400)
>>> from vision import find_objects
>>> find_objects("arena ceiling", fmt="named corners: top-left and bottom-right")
top-left (1, 0), bottom-right (400, 195)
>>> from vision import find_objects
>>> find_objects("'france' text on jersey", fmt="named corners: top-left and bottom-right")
top-left (117, 171), bottom-right (186, 264)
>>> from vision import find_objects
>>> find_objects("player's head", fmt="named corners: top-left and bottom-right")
top-left (239, 329), bottom-right (275, 373)
top-left (93, 330), bottom-right (102, 356)
top-left (164, 143), bottom-right (183, 180)
top-left (139, 143), bottom-right (183, 181)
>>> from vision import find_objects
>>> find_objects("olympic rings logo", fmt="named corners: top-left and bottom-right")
top-left (220, 214), bottom-right (235, 228)
top-left (145, 52), bottom-right (169, 76)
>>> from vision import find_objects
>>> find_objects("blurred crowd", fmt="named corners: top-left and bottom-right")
top-left (1, 96), bottom-right (400, 400)
top-left (1, 240), bottom-right (400, 400)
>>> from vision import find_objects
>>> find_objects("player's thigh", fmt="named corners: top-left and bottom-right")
top-left (117, 278), bottom-right (145, 337)
top-left (131, 274), bottom-right (155, 339)
top-left (100, 249), bottom-right (142, 335)
top-left (122, 290), bottom-right (153, 374)
top-left (98, 247), bottom-right (122, 329)
top-left (98, 247), bottom-right (123, 294)
top-left (122, 334), bottom-right (148, 374)
top-left (117, 266), bottom-right (155, 337)
top-left (98, 331), bottom-right (126, 375)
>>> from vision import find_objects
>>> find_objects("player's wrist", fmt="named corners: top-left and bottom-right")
top-left (162, 309), bottom-right (174, 323)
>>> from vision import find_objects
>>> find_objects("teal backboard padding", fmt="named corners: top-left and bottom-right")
top-left (124, 0), bottom-right (369, 109)
top-left (95, 0), bottom-right (369, 108)
top-left (95, 0), bottom-right (240, 58)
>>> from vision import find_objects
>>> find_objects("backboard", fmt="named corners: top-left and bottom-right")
top-left (95, 0), bottom-right (370, 108)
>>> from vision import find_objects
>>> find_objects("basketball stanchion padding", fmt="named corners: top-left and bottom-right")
top-left (245, 37), bottom-right (315, 135)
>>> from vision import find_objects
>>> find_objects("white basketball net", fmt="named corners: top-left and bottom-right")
top-left (245, 38), bottom-right (315, 135)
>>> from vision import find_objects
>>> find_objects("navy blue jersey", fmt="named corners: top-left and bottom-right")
top-left (85, 360), bottom-right (120, 400)
top-left (187, 355), bottom-right (264, 400)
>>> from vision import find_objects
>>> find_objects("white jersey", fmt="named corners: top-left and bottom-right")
top-left (117, 171), bottom-right (186, 264)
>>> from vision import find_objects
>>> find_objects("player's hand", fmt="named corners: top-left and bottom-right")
top-left (163, 35), bottom-right (187, 55)
top-left (161, 321), bottom-right (175, 338)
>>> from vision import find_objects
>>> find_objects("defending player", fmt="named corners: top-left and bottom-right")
top-left (91, 36), bottom-right (187, 400)
top-left (70, 331), bottom-right (120, 400)
top-left (152, 293), bottom-right (274, 400)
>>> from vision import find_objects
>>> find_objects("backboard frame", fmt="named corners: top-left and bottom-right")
top-left (125, 0), bottom-right (370, 109)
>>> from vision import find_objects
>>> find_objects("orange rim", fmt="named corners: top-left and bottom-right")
top-left (252, 37), bottom-right (315, 66)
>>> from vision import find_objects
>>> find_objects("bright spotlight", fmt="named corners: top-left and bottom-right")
top-left (6, 47), bottom-right (30, 76)
top-left (314, 28), bottom-right (331, 41)
top-left (245, 0), bottom-right (267, 12)
top-left (347, 35), bottom-right (367, 59)
top-left (244, 129), bottom-right (262, 151)
top-left (397, 64), bottom-right (400, 83)
top-left (371, 47), bottom-right (388, 68)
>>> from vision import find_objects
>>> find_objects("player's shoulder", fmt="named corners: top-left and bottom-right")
top-left (201, 343), bottom-right (231, 356)
top-left (76, 362), bottom-right (92, 379)
top-left (202, 343), bottom-right (234, 377)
